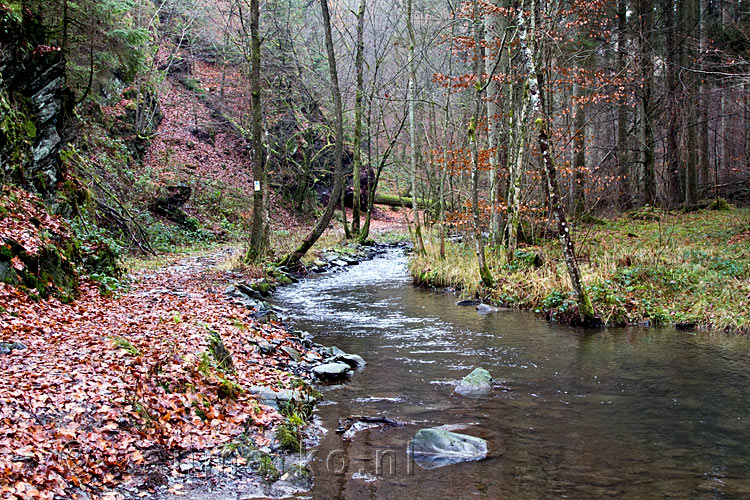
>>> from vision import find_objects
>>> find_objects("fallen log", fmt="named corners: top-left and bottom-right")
top-left (374, 193), bottom-right (433, 209)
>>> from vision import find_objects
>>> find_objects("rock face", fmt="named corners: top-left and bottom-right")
top-left (454, 367), bottom-right (492, 397)
top-left (0, 11), bottom-right (72, 202)
top-left (312, 362), bottom-right (352, 381)
top-left (409, 428), bottom-right (488, 469)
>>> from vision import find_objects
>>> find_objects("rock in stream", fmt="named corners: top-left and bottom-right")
top-left (454, 367), bottom-right (492, 397)
top-left (409, 427), bottom-right (488, 469)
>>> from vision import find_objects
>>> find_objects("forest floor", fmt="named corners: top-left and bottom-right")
top-left (0, 243), bottom-right (315, 500)
top-left (410, 206), bottom-right (750, 333)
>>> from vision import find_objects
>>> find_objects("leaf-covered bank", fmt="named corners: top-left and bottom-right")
top-left (410, 207), bottom-right (750, 333)
top-left (0, 247), bottom-right (331, 500)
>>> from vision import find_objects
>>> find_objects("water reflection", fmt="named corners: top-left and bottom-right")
top-left (273, 250), bottom-right (750, 499)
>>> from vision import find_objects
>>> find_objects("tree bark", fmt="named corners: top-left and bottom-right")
top-left (245, 0), bottom-right (268, 262)
top-left (485, 0), bottom-right (502, 245)
top-left (407, 0), bottom-right (425, 254)
top-left (635, 0), bottom-right (655, 206)
top-left (519, 0), bottom-right (596, 325)
top-left (684, 0), bottom-right (698, 207)
top-left (664, 0), bottom-right (682, 206)
top-left (352, 0), bottom-right (366, 236)
top-left (471, 0), bottom-right (493, 287)
top-left (277, 0), bottom-right (344, 268)
top-left (698, 0), bottom-right (710, 190)
top-left (721, 1), bottom-right (732, 174)
top-left (616, 0), bottom-right (631, 209)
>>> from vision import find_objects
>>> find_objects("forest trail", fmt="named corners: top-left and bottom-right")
top-left (0, 245), bottom-right (314, 499)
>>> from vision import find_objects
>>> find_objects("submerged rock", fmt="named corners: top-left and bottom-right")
top-left (409, 428), bottom-right (488, 469)
top-left (456, 299), bottom-right (480, 307)
top-left (454, 367), bottom-right (492, 397)
top-left (312, 362), bottom-right (351, 380)
top-left (475, 303), bottom-right (499, 314)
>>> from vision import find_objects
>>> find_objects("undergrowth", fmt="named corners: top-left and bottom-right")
top-left (409, 208), bottom-right (750, 332)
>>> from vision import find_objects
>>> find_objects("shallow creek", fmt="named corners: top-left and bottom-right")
top-left (272, 249), bottom-right (750, 499)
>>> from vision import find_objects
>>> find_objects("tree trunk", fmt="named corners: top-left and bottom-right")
top-left (698, 0), bottom-right (710, 191)
top-left (572, 81), bottom-right (586, 216)
top-left (485, 0), bottom-right (502, 245)
top-left (505, 49), bottom-right (528, 261)
top-left (407, 0), bottom-right (425, 254)
top-left (636, 0), bottom-right (655, 205)
top-left (245, 0), bottom-right (267, 262)
top-left (721, 1), bottom-right (732, 174)
top-left (616, 0), bottom-right (631, 209)
top-left (519, 0), bottom-right (597, 325)
top-left (665, 0), bottom-right (681, 206)
top-left (353, 0), bottom-right (366, 236)
top-left (684, 0), bottom-right (698, 207)
top-left (439, 0), bottom-right (457, 259)
top-left (471, 0), bottom-right (493, 287)
top-left (277, 0), bottom-right (344, 268)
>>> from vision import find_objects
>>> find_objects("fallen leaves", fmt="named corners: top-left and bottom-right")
top-left (0, 249), bottom-right (309, 499)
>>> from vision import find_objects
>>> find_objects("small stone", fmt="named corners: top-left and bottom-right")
top-left (248, 385), bottom-right (309, 410)
top-left (254, 339), bottom-right (275, 355)
top-left (324, 346), bottom-right (347, 357)
top-left (281, 346), bottom-right (302, 363)
top-left (235, 283), bottom-right (265, 301)
top-left (0, 342), bottom-right (26, 355)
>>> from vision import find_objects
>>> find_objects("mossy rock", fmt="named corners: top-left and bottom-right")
top-left (252, 280), bottom-right (274, 296)
top-left (1, 241), bottom-right (79, 299)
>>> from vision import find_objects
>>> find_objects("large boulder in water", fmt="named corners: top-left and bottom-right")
top-left (409, 428), bottom-right (488, 469)
top-left (454, 367), bottom-right (492, 397)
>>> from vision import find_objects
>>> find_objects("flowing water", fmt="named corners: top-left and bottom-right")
top-left (273, 249), bottom-right (750, 499)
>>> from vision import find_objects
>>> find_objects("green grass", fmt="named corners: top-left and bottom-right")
top-left (409, 208), bottom-right (750, 332)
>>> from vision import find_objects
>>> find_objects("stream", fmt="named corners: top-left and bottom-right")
top-left (272, 248), bottom-right (750, 499)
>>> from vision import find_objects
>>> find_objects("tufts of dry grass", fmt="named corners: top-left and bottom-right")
top-left (410, 208), bottom-right (750, 333)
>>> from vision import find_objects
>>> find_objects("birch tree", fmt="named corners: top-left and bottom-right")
top-left (517, 0), bottom-right (597, 325)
